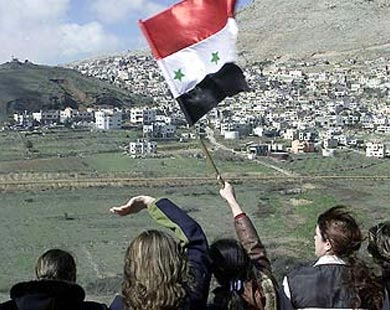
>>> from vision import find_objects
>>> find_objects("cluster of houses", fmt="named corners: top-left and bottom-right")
top-left (11, 106), bottom-right (186, 157)
top-left (12, 106), bottom-right (183, 135)
top-left (69, 53), bottom-right (171, 107)
top-left (11, 53), bottom-right (390, 159)
top-left (13, 107), bottom-right (121, 130)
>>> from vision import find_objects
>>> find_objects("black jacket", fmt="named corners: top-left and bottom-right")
top-left (280, 255), bottom-right (365, 309)
top-left (0, 280), bottom-right (107, 310)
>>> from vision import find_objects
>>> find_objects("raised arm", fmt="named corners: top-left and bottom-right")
top-left (219, 181), bottom-right (272, 272)
top-left (110, 196), bottom-right (210, 309)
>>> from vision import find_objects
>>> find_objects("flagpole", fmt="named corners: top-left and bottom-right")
top-left (199, 137), bottom-right (225, 187)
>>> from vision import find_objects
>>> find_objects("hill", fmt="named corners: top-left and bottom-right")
top-left (65, 0), bottom-right (390, 89)
top-left (237, 0), bottom-right (390, 62)
top-left (3, 0), bottom-right (390, 122)
top-left (0, 60), bottom-right (148, 122)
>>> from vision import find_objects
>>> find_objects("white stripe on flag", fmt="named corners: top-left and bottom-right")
top-left (157, 18), bottom-right (238, 98)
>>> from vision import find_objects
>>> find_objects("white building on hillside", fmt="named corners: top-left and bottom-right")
top-left (95, 109), bottom-right (122, 130)
top-left (129, 139), bottom-right (157, 155)
top-left (14, 111), bottom-right (33, 126)
top-left (60, 107), bottom-right (94, 123)
top-left (32, 110), bottom-right (61, 125)
top-left (60, 107), bottom-right (77, 122)
top-left (283, 128), bottom-right (298, 140)
top-left (130, 108), bottom-right (155, 125)
top-left (376, 125), bottom-right (390, 134)
top-left (366, 142), bottom-right (386, 158)
top-left (143, 122), bottom-right (176, 138)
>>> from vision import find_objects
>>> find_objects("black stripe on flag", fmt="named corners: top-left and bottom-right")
top-left (176, 63), bottom-right (249, 126)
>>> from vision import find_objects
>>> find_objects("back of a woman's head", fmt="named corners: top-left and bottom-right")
top-left (122, 230), bottom-right (189, 310)
top-left (210, 239), bottom-right (252, 310)
top-left (317, 206), bottom-right (362, 257)
top-left (210, 239), bottom-right (250, 287)
top-left (368, 222), bottom-right (390, 270)
top-left (35, 249), bottom-right (76, 282)
top-left (319, 207), bottom-right (384, 309)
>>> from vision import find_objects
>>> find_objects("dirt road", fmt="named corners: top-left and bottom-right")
top-left (205, 126), bottom-right (295, 176)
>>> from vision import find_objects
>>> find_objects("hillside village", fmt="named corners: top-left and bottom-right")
top-left (9, 53), bottom-right (390, 159)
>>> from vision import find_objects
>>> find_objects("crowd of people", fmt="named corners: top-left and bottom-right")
top-left (0, 179), bottom-right (389, 310)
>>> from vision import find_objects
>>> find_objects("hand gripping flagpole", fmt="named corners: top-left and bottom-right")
top-left (199, 137), bottom-right (225, 187)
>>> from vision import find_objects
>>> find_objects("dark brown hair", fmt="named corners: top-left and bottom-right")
top-left (317, 205), bottom-right (362, 257)
top-left (368, 222), bottom-right (390, 292)
top-left (209, 238), bottom-right (277, 310)
top-left (368, 222), bottom-right (390, 266)
top-left (35, 249), bottom-right (76, 282)
top-left (317, 206), bottom-right (384, 310)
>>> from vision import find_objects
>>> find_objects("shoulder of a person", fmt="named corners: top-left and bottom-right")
top-left (287, 264), bottom-right (317, 279)
top-left (109, 294), bottom-right (124, 310)
top-left (0, 300), bottom-right (17, 310)
top-left (10, 280), bottom-right (85, 302)
top-left (287, 261), bottom-right (347, 287)
top-left (82, 301), bottom-right (109, 310)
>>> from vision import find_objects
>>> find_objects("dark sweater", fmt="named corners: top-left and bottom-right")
top-left (0, 280), bottom-right (107, 310)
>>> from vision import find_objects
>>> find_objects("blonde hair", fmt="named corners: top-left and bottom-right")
top-left (122, 230), bottom-right (191, 310)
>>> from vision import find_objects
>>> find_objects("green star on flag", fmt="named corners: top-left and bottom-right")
top-left (138, 0), bottom-right (249, 126)
top-left (174, 68), bottom-right (185, 81)
top-left (211, 51), bottom-right (220, 64)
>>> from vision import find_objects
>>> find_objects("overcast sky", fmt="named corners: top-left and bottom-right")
top-left (0, 0), bottom-right (252, 65)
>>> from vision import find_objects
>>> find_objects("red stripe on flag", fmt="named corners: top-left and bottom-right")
top-left (139, 0), bottom-right (237, 60)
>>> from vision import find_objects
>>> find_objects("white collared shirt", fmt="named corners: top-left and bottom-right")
top-left (313, 254), bottom-right (346, 267)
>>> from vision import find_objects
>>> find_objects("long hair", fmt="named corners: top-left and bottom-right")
top-left (317, 206), bottom-right (383, 310)
top-left (368, 221), bottom-right (390, 292)
top-left (35, 249), bottom-right (76, 282)
top-left (210, 239), bottom-right (275, 310)
top-left (122, 230), bottom-right (191, 310)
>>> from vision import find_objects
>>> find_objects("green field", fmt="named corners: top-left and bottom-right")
top-left (0, 129), bottom-right (389, 304)
top-left (270, 151), bottom-right (390, 176)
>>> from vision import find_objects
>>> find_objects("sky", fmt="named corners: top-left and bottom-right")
top-left (0, 0), bottom-right (252, 65)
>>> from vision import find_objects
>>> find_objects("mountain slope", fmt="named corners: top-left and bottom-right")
top-left (0, 60), bottom-right (145, 121)
top-left (237, 0), bottom-right (390, 61)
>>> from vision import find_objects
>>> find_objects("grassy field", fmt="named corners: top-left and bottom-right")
top-left (271, 151), bottom-right (390, 176)
top-left (0, 129), bottom-right (389, 304)
top-left (1, 180), bottom-right (389, 304)
top-left (0, 129), bottom-right (277, 176)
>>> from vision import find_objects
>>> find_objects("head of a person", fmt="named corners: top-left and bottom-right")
top-left (315, 206), bottom-right (362, 258)
top-left (35, 249), bottom-right (76, 282)
top-left (210, 239), bottom-right (267, 310)
top-left (315, 208), bottom-right (386, 309)
top-left (368, 221), bottom-right (390, 270)
top-left (122, 229), bottom-right (190, 310)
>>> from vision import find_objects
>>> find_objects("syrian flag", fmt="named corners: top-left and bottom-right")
top-left (139, 0), bottom-right (249, 126)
